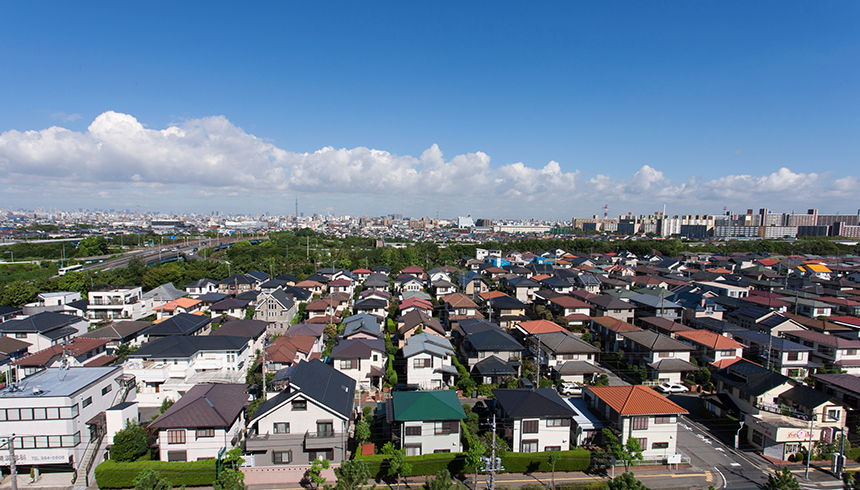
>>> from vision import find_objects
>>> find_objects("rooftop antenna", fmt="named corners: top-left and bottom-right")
top-left (604, 204), bottom-right (608, 219)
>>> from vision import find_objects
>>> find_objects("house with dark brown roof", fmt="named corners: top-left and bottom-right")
top-left (396, 309), bottom-right (444, 347)
top-left (330, 338), bottom-right (386, 391)
top-left (11, 337), bottom-right (111, 377)
top-left (150, 383), bottom-right (247, 462)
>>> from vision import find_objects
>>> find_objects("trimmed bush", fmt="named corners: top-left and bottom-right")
top-left (95, 459), bottom-right (217, 489)
top-left (354, 449), bottom-right (591, 478)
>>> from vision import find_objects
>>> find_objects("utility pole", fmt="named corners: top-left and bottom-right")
top-left (3, 435), bottom-right (18, 490)
top-left (805, 414), bottom-right (816, 480)
top-left (480, 414), bottom-right (503, 490)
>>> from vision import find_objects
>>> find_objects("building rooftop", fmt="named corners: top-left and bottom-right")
top-left (0, 366), bottom-right (121, 399)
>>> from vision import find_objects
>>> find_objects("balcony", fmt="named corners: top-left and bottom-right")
top-left (304, 430), bottom-right (341, 450)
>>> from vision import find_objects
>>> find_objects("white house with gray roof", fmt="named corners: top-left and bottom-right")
top-left (403, 333), bottom-right (458, 390)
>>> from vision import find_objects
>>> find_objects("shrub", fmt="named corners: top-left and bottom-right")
top-left (847, 447), bottom-right (860, 461)
top-left (96, 459), bottom-right (217, 489)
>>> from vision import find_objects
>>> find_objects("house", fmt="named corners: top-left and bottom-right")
top-left (531, 331), bottom-right (601, 383)
top-left (440, 293), bottom-right (482, 328)
top-left (264, 334), bottom-right (317, 372)
top-left (153, 298), bottom-right (202, 320)
top-left (283, 323), bottom-right (327, 354)
top-left (461, 327), bottom-right (524, 372)
top-left (586, 296), bottom-right (636, 323)
top-left (210, 319), bottom-right (268, 356)
top-left (399, 297), bottom-right (434, 316)
top-left (124, 335), bottom-right (250, 406)
top-left (403, 333), bottom-right (458, 390)
top-left (694, 281), bottom-right (750, 299)
top-left (548, 296), bottom-right (591, 318)
top-left (0, 305), bottom-right (22, 323)
top-left (143, 283), bottom-right (188, 311)
top-left (196, 292), bottom-right (229, 311)
top-left (353, 298), bottom-right (388, 319)
top-left (539, 277), bottom-right (574, 295)
top-left (397, 309), bottom-right (445, 347)
top-left (628, 295), bottom-right (683, 323)
top-left (364, 274), bottom-right (391, 292)
top-left (618, 330), bottom-right (697, 383)
top-left (431, 280), bottom-right (457, 299)
top-left (245, 359), bottom-right (355, 466)
top-left (87, 287), bottom-right (147, 322)
top-left (395, 276), bottom-right (425, 295)
top-left (218, 274), bottom-right (257, 297)
top-left (730, 330), bottom-right (813, 379)
top-left (328, 279), bottom-right (355, 296)
top-left (669, 293), bottom-right (725, 322)
top-left (0, 367), bottom-right (132, 482)
top-left (10, 337), bottom-right (112, 378)
top-left (0, 311), bottom-right (88, 352)
top-left (79, 320), bottom-right (151, 350)
top-left (254, 289), bottom-right (298, 334)
top-left (426, 268), bottom-right (452, 285)
top-left (210, 298), bottom-right (252, 319)
top-left (493, 388), bottom-right (576, 453)
top-left (455, 272), bottom-right (490, 296)
top-left (780, 297), bottom-right (834, 319)
top-left (352, 268), bottom-right (372, 282)
top-left (590, 316), bottom-right (640, 353)
top-left (342, 314), bottom-right (384, 340)
top-left (150, 383), bottom-right (247, 462)
top-left (142, 313), bottom-right (212, 340)
top-left (584, 385), bottom-right (688, 460)
top-left (185, 278), bottom-right (219, 298)
top-left (636, 316), bottom-right (693, 339)
top-left (783, 330), bottom-right (860, 375)
top-left (813, 373), bottom-right (860, 413)
top-left (305, 297), bottom-right (344, 324)
top-left (488, 295), bottom-right (530, 329)
top-left (675, 329), bottom-right (744, 367)
top-left (506, 277), bottom-right (542, 303)
top-left (384, 390), bottom-right (466, 455)
top-left (329, 338), bottom-right (386, 391)
top-left (21, 292), bottom-right (84, 316)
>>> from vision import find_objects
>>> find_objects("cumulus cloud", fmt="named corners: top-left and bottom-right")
top-left (0, 111), bottom-right (858, 217)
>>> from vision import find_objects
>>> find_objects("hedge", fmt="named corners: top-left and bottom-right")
top-left (95, 459), bottom-right (217, 489)
top-left (355, 449), bottom-right (591, 479)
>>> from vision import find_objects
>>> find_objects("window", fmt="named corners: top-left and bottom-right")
top-left (435, 421), bottom-right (459, 434)
top-left (546, 418), bottom-right (570, 427)
top-left (827, 409), bottom-right (842, 422)
top-left (292, 400), bottom-right (307, 411)
top-left (545, 446), bottom-right (561, 451)
top-left (82, 397), bottom-right (93, 408)
top-left (654, 416), bottom-right (673, 424)
top-left (522, 420), bottom-right (539, 433)
top-left (404, 445), bottom-right (422, 457)
top-left (752, 431), bottom-right (764, 446)
top-left (373, 354), bottom-right (379, 362)
top-left (847, 350), bottom-right (858, 356)
top-left (273, 423), bottom-right (290, 434)
top-left (196, 429), bottom-right (215, 439)
top-left (636, 438), bottom-right (647, 451)
top-left (317, 421), bottom-right (334, 437)
top-left (658, 352), bottom-right (674, 358)
top-left (167, 430), bottom-right (186, 444)
top-left (632, 417), bottom-right (648, 430)
top-left (787, 352), bottom-right (799, 361)
top-left (405, 426), bottom-right (422, 436)
top-left (168, 451), bottom-right (187, 462)
top-left (413, 358), bottom-right (432, 368)
top-left (15, 333), bottom-right (27, 339)
top-left (102, 385), bottom-right (112, 395)
top-left (521, 440), bottom-right (538, 453)
top-left (273, 450), bottom-right (292, 464)
top-left (339, 359), bottom-right (357, 370)
top-left (434, 449), bottom-right (451, 454)
top-left (652, 442), bottom-right (669, 449)
top-left (311, 450), bottom-right (334, 460)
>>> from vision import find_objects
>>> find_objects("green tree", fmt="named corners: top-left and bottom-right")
top-left (602, 429), bottom-right (643, 472)
top-left (464, 438), bottom-right (486, 489)
top-left (308, 458), bottom-right (330, 490)
top-left (355, 419), bottom-right (371, 445)
top-left (133, 468), bottom-right (172, 490)
top-left (763, 468), bottom-right (800, 490)
top-left (159, 398), bottom-right (175, 414)
top-left (605, 472), bottom-right (652, 490)
top-left (549, 452), bottom-right (561, 490)
top-left (110, 420), bottom-right (149, 462)
top-left (844, 471), bottom-right (860, 490)
top-left (213, 469), bottom-right (245, 490)
top-left (328, 459), bottom-right (373, 490)
top-left (388, 448), bottom-right (412, 490)
top-left (423, 469), bottom-right (459, 490)
top-left (244, 306), bottom-right (256, 320)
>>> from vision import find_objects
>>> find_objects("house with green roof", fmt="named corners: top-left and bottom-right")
top-left (384, 390), bottom-right (466, 455)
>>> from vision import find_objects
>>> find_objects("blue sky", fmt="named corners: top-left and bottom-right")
top-left (0, 2), bottom-right (858, 219)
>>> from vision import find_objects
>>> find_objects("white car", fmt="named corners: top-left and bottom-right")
top-left (558, 383), bottom-right (582, 396)
top-left (657, 382), bottom-right (689, 394)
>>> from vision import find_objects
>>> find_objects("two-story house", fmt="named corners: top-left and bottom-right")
top-left (493, 388), bottom-right (576, 453)
top-left (254, 288), bottom-right (297, 334)
top-left (403, 333), bottom-right (457, 390)
top-left (246, 359), bottom-right (355, 465)
top-left (150, 383), bottom-right (247, 462)
top-left (0, 312), bottom-right (88, 353)
top-left (619, 330), bottom-right (697, 383)
top-left (783, 330), bottom-right (860, 375)
top-left (185, 278), bottom-right (219, 298)
top-left (531, 331), bottom-right (601, 383)
top-left (587, 296), bottom-right (637, 323)
top-left (730, 330), bottom-right (813, 379)
top-left (383, 390), bottom-right (466, 455)
top-left (87, 287), bottom-right (147, 322)
top-left (218, 274), bottom-right (256, 297)
top-left (584, 385), bottom-right (688, 460)
top-left (397, 310), bottom-right (445, 348)
top-left (676, 329), bottom-right (744, 367)
top-left (590, 317), bottom-right (640, 353)
top-left (329, 338), bottom-right (386, 391)
top-left (141, 313), bottom-right (212, 341)
top-left (441, 293), bottom-right (482, 329)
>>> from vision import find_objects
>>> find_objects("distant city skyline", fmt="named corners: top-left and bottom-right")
top-left (0, 3), bottom-right (857, 218)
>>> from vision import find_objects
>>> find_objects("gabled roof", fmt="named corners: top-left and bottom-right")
top-left (621, 330), bottom-right (694, 352)
top-left (549, 296), bottom-right (591, 309)
top-left (330, 338), bottom-right (385, 359)
top-left (586, 385), bottom-right (688, 416)
top-left (143, 283), bottom-right (187, 302)
top-left (130, 335), bottom-right (248, 359)
top-left (676, 329), bottom-right (743, 350)
top-left (80, 320), bottom-right (151, 341)
top-left (153, 297), bottom-right (201, 312)
top-left (342, 314), bottom-right (383, 338)
top-left (12, 337), bottom-right (110, 367)
top-left (402, 332), bottom-right (454, 358)
top-left (493, 388), bottom-right (576, 418)
top-left (210, 319), bottom-right (267, 339)
top-left (517, 320), bottom-right (566, 335)
top-left (285, 323), bottom-right (326, 338)
top-left (266, 334), bottom-right (316, 363)
top-left (535, 331), bottom-right (599, 354)
top-left (390, 390), bottom-right (466, 421)
top-left (472, 355), bottom-right (518, 376)
top-left (590, 316), bottom-right (640, 333)
top-left (397, 309), bottom-right (444, 336)
top-left (711, 358), bottom-right (793, 397)
top-left (0, 336), bottom-right (30, 355)
top-left (185, 278), bottom-right (217, 289)
top-left (442, 293), bottom-right (478, 309)
top-left (265, 358), bottom-right (356, 419)
top-left (150, 383), bottom-right (247, 429)
top-left (588, 295), bottom-right (636, 310)
top-left (143, 313), bottom-right (211, 337)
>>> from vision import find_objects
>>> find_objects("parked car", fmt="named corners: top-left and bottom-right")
top-left (558, 383), bottom-right (582, 396)
top-left (657, 382), bottom-right (689, 394)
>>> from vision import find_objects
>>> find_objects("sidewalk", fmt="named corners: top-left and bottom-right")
top-left (0, 472), bottom-right (75, 490)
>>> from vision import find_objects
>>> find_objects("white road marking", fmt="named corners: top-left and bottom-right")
top-left (730, 463), bottom-right (741, 467)
top-left (715, 447), bottom-right (724, 452)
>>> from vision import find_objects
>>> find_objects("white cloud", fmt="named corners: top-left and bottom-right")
top-left (0, 111), bottom-right (858, 218)
top-left (50, 112), bottom-right (82, 122)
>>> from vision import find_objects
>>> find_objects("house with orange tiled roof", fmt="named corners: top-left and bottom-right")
top-left (675, 329), bottom-right (743, 366)
top-left (265, 334), bottom-right (317, 371)
top-left (153, 297), bottom-right (203, 320)
top-left (515, 319), bottom-right (566, 337)
top-left (440, 293), bottom-right (482, 328)
top-left (583, 385), bottom-right (688, 460)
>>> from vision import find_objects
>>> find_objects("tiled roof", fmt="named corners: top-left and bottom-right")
top-left (586, 385), bottom-right (688, 415)
top-left (676, 329), bottom-right (743, 350)
top-left (153, 297), bottom-right (201, 312)
top-left (493, 388), bottom-right (576, 418)
top-left (590, 316), bottom-right (640, 333)
top-left (13, 337), bottom-right (110, 367)
top-left (443, 293), bottom-right (478, 309)
top-left (150, 383), bottom-right (247, 429)
top-left (518, 320), bottom-right (566, 334)
top-left (390, 390), bottom-right (465, 421)
top-left (549, 296), bottom-right (591, 309)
